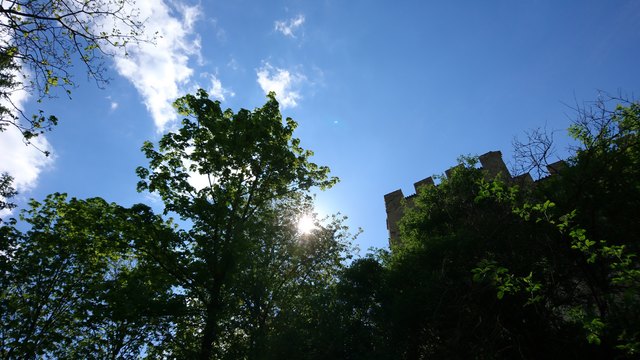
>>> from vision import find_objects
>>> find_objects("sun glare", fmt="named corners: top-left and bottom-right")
top-left (297, 214), bottom-right (316, 234)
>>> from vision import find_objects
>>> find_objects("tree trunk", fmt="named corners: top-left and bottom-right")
top-left (199, 299), bottom-right (220, 360)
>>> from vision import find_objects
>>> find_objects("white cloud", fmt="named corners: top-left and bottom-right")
top-left (143, 191), bottom-right (163, 205)
top-left (111, 0), bottom-right (213, 132)
top-left (208, 74), bottom-right (234, 101)
top-left (256, 63), bottom-right (305, 108)
top-left (0, 128), bottom-right (52, 192)
top-left (0, 87), bottom-right (54, 200)
top-left (176, 2), bottom-right (200, 31)
top-left (274, 14), bottom-right (305, 38)
top-left (181, 72), bottom-right (233, 103)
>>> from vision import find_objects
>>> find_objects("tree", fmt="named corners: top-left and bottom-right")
top-left (511, 126), bottom-right (557, 179)
top-left (225, 198), bottom-right (353, 360)
top-left (491, 96), bottom-right (640, 356)
top-left (0, 0), bottom-right (149, 142)
top-left (321, 254), bottom-right (391, 360)
top-left (530, 97), bottom-right (640, 356)
top-left (0, 194), bottom-right (180, 359)
top-left (383, 161), bottom-right (554, 358)
top-left (136, 89), bottom-right (344, 359)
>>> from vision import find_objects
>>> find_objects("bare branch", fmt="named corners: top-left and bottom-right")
top-left (511, 126), bottom-right (557, 179)
top-left (0, 0), bottom-right (153, 145)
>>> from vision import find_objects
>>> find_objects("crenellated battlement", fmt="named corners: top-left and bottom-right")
top-left (384, 150), bottom-right (565, 247)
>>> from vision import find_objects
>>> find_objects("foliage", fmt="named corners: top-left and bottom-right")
top-left (383, 163), bottom-right (557, 358)
top-left (0, 194), bottom-right (179, 359)
top-left (0, 172), bottom-right (17, 216)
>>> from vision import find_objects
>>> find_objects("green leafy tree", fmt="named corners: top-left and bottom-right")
top-left (531, 97), bottom-right (640, 356)
top-left (325, 254), bottom-right (391, 360)
top-left (0, 194), bottom-right (179, 359)
top-left (227, 198), bottom-right (354, 360)
top-left (473, 97), bottom-right (640, 357)
top-left (384, 162), bottom-right (559, 358)
top-left (136, 89), bottom-right (341, 359)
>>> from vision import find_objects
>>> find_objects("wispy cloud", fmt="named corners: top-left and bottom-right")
top-left (227, 56), bottom-right (240, 71)
top-left (210, 19), bottom-right (227, 43)
top-left (256, 63), bottom-right (306, 108)
top-left (112, 0), bottom-right (220, 132)
top-left (208, 74), bottom-right (234, 101)
top-left (274, 14), bottom-right (305, 38)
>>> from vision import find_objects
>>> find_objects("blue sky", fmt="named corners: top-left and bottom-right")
top-left (1, 0), bottom-right (639, 252)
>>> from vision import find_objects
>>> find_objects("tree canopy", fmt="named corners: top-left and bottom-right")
top-left (0, 194), bottom-right (179, 358)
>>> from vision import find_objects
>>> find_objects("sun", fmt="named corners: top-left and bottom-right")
top-left (297, 214), bottom-right (316, 234)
